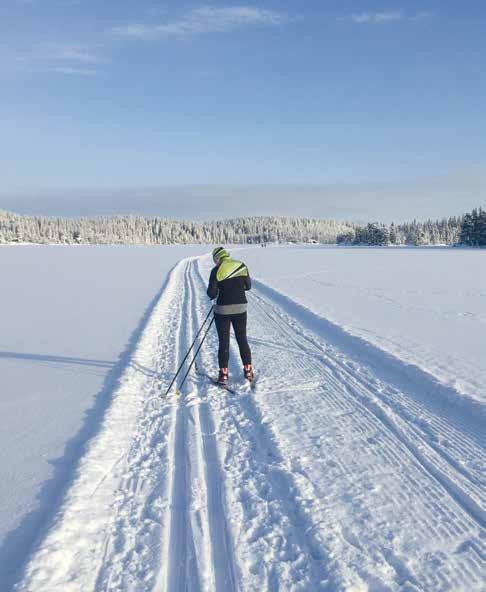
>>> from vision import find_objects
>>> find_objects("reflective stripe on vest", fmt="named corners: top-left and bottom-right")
top-left (216, 258), bottom-right (248, 282)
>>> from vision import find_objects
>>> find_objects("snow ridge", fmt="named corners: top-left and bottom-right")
top-left (15, 260), bottom-right (187, 591)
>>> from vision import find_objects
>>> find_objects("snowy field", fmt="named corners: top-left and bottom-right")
top-left (242, 245), bottom-right (486, 405)
top-left (0, 245), bottom-right (207, 590)
top-left (1, 245), bottom-right (484, 591)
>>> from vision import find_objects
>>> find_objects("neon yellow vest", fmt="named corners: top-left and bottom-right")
top-left (216, 257), bottom-right (248, 282)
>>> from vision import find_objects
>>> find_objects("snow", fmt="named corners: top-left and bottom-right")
top-left (1, 245), bottom-right (484, 591)
top-left (0, 245), bottom-right (207, 590)
top-left (240, 245), bottom-right (486, 405)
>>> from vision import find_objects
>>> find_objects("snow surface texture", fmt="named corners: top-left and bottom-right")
top-left (0, 245), bottom-right (207, 590)
top-left (11, 252), bottom-right (485, 591)
top-left (241, 245), bottom-right (486, 405)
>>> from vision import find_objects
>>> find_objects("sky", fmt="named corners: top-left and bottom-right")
top-left (1, 1), bottom-right (485, 221)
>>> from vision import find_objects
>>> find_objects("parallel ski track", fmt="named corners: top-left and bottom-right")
top-left (16, 254), bottom-right (485, 592)
top-left (186, 261), bottom-right (239, 591)
top-left (95, 258), bottom-right (239, 592)
top-left (192, 257), bottom-right (485, 590)
top-left (160, 259), bottom-right (238, 591)
top-left (192, 260), bottom-right (331, 590)
top-left (249, 289), bottom-right (485, 528)
top-left (247, 278), bottom-right (484, 590)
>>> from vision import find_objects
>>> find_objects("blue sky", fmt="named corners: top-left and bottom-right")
top-left (1, 1), bottom-right (485, 220)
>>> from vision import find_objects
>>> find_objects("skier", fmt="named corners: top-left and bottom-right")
top-left (207, 247), bottom-right (253, 385)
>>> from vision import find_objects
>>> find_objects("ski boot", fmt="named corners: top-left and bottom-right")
top-left (217, 367), bottom-right (229, 385)
top-left (243, 364), bottom-right (254, 382)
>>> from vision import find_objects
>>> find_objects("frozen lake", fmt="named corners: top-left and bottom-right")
top-left (1, 244), bottom-right (484, 591)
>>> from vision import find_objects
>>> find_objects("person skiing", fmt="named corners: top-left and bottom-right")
top-left (207, 247), bottom-right (253, 385)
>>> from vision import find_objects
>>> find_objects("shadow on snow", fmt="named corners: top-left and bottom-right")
top-left (0, 267), bottom-right (175, 592)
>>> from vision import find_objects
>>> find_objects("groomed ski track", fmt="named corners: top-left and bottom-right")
top-left (15, 255), bottom-right (485, 592)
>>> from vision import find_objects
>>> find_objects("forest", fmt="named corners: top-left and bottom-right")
top-left (0, 208), bottom-right (484, 246)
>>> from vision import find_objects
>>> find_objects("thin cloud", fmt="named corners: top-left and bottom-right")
top-left (47, 45), bottom-right (105, 64)
top-left (410, 11), bottom-right (434, 21)
top-left (16, 43), bottom-right (106, 75)
top-left (47, 66), bottom-right (97, 76)
top-left (347, 11), bottom-right (404, 24)
top-left (344, 10), bottom-right (433, 24)
top-left (113, 5), bottom-right (288, 40)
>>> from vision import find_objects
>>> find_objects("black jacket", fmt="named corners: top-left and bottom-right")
top-left (207, 264), bottom-right (251, 305)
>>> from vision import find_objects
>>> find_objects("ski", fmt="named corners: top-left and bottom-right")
top-left (194, 364), bottom-right (257, 395)
top-left (208, 376), bottom-right (238, 395)
top-left (195, 365), bottom-right (238, 394)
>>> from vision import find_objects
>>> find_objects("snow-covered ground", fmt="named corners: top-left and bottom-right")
top-left (241, 245), bottom-right (486, 405)
top-left (1, 246), bottom-right (484, 591)
top-left (0, 245), bottom-right (207, 590)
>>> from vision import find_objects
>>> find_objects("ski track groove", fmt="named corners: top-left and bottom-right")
top-left (192, 259), bottom-right (334, 590)
top-left (162, 261), bottom-right (195, 592)
top-left (251, 290), bottom-right (485, 529)
top-left (14, 254), bottom-right (486, 592)
top-left (242, 283), bottom-right (485, 590)
top-left (187, 259), bottom-right (240, 592)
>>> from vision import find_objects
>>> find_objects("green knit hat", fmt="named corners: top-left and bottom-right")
top-left (212, 246), bottom-right (230, 262)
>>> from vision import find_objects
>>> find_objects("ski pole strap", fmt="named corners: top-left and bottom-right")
top-left (162, 306), bottom-right (214, 397)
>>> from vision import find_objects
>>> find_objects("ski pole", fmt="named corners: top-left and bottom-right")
top-left (163, 306), bottom-right (214, 397)
top-left (177, 316), bottom-right (215, 394)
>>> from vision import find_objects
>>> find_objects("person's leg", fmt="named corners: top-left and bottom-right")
top-left (214, 314), bottom-right (231, 368)
top-left (231, 313), bottom-right (252, 366)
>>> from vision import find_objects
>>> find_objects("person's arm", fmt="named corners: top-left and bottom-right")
top-left (244, 270), bottom-right (251, 291)
top-left (207, 267), bottom-right (219, 299)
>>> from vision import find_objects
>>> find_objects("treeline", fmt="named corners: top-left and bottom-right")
top-left (337, 209), bottom-right (485, 246)
top-left (1, 208), bottom-right (484, 246)
top-left (459, 208), bottom-right (486, 246)
top-left (0, 210), bottom-right (353, 245)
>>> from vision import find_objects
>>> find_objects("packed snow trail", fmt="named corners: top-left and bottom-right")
top-left (16, 256), bottom-right (485, 591)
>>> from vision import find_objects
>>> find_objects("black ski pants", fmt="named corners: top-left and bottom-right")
top-left (214, 312), bottom-right (251, 368)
